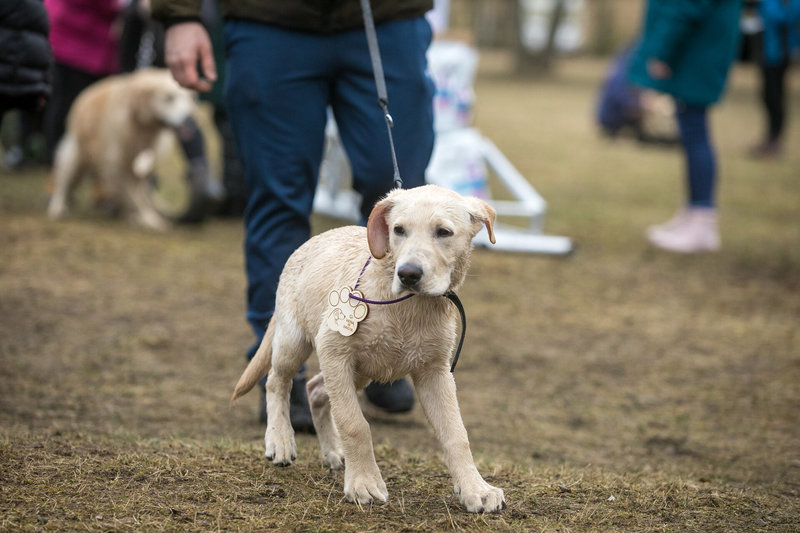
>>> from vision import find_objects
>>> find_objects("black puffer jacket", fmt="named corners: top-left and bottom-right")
top-left (151, 0), bottom-right (432, 33)
top-left (0, 0), bottom-right (52, 99)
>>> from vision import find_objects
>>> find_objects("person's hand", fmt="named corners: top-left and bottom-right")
top-left (164, 22), bottom-right (217, 92)
top-left (647, 58), bottom-right (672, 80)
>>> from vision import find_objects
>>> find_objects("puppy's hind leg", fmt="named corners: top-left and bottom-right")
top-left (307, 374), bottom-right (344, 470)
top-left (47, 135), bottom-right (81, 219)
top-left (264, 321), bottom-right (312, 466)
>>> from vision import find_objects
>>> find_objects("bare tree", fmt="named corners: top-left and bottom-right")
top-left (590, 0), bottom-right (617, 55)
top-left (513, 0), bottom-right (567, 74)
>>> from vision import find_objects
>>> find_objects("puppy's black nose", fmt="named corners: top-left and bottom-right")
top-left (397, 264), bottom-right (423, 288)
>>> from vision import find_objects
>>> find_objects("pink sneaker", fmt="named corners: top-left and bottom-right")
top-left (646, 209), bottom-right (689, 241)
top-left (647, 207), bottom-right (720, 253)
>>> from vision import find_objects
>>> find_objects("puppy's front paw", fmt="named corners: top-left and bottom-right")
top-left (344, 469), bottom-right (388, 505)
top-left (456, 481), bottom-right (505, 513)
top-left (264, 427), bottom-right (297, 466)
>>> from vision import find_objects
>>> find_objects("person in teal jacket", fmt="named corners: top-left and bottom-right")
top-left (628, 0), bottom-right (742, 253)
top-left (751, 0), bottom-right (800, 158)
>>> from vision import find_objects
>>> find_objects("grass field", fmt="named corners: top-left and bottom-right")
top-left (1, 55), bottom-right (798, 531)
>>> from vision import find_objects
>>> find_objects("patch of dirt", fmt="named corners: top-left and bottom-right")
top-left (2, 56), bottom-right (799, 531)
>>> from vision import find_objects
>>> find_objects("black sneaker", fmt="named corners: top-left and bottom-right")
top-left (259, 375), bottom-right (315, 434)
top-left (175, 159), bottom-right (224, 224)
top-left (364, 379), bottom-right (415, 413)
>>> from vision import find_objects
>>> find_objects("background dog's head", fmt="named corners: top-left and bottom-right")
top-left (131, 68), bottom-right (197, 128)
top-left (367, 185), bottom-right (496, 296)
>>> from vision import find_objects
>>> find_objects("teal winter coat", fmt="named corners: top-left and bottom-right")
top-left (628, 0), bottom-right (743, 107)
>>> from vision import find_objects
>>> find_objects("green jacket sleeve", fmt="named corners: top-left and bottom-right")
top-left (150, 0), bottom-right (203, 22)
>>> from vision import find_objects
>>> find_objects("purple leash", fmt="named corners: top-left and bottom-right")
top-left (349, 257), bottom-right (415, 305)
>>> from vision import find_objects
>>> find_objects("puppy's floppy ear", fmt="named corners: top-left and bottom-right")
top-left (367, 196), bottom-right (393, 259)
top-left (132, 82), bottom-right (156, 125)
top-left (465, 197), bottom-right (496, 244)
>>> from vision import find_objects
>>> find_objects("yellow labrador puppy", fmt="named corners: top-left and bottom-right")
top-left (232, 184), bottom-right (506, 513)
top-left (47, 68), bottom-right (197, 230)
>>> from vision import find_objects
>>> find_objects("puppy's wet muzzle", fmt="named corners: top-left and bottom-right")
top-left (397, 263), bottom-right (423, 290)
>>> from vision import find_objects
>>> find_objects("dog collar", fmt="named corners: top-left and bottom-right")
top-left (349, 257), bottom-right (415, 305)
top-left (346, 257), bottom-right (467, 373)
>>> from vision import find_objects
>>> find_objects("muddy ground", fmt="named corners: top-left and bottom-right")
top-left (1, 57), bottom-right (799, 531)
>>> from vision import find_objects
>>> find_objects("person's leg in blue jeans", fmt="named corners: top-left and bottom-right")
top-left (225, 22), bottom-right (331, 341)
top-left (332, 17), bottom-right (435, 411)
top-left (224, 18), bottom-right (435, 423)
top-left (676, 103), bottom-right (715, 208)
top-left (225, 21), bottom-right (332, 430)
top-left (332, 17), bottom-right (435, 220)
top-left (647, 102), bottom-right (721, 252)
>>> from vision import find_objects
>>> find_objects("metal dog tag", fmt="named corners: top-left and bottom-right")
top-left (326, 286), bottom-right (368, 337)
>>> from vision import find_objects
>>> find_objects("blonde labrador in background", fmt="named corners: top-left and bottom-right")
top-left (47, 68), bottom-right (197, 230)
top-left (232, 184), bottom-right (506, 513)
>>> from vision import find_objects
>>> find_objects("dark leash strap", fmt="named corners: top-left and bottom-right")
top-left (359, 0), bottom-right (403, 189)
top-left (445, 292), bottom-right (466, 373)
top-left (350, 258), bottom-right (468, 373)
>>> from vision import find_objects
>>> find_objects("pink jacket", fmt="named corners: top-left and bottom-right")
top-left (45, 0), bottom-right (121, 76)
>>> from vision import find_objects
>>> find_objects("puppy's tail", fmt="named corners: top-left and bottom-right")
top-left (230, 320), bottom-right (274, 405)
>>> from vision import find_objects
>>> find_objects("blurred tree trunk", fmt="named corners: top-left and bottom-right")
top-left (513, 0), bottom-right (566, 74)
top-left (590, 0), bottom-right (617, 55)
top-left (470, 0), bottom-right (514, 48)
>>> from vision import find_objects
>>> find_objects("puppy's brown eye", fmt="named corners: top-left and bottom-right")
top-left (393, 225), bottom-right (405, 236)
top-left (436, 227), bottom-right (453, 238)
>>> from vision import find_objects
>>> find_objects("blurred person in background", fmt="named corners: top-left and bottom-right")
top-left (750, 0), bottom-right (800, 158)
top-left (151, 0), bottom-right (435, 429)
top-left (0, 0), bottom-right (52, 168)
top-left (596, 40), bottom-right (679, 146)
top-left (0, 0), bottom-right (52, 117)
top-left (628, 0), bottom-right (743, 253)
top-left (43, 0), bottom-right (121, 164)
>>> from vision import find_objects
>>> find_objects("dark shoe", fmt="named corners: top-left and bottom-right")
top-left (214, 192), bottom-right (247, 218)
top-left (748, 140), bottom-right (782, 159)
top-left (289, 376), bottom-right (315, 433)
top-left (176, 159), bottom-right (224, 224)
top-left (259, 376), bottom-right (316, 434)
top-left (364, 379), bottom-right (415, 413)
top-left (258, 387), bottom-right (267, 424)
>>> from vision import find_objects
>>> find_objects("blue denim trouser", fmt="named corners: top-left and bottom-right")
top-left (675, 103), bottom-right (716, 208)
top-left (224, 17), bottom-right (435, 347)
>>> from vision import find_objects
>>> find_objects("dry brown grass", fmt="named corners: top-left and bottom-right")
top-left (1, 55), bottom-right (799, 531)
